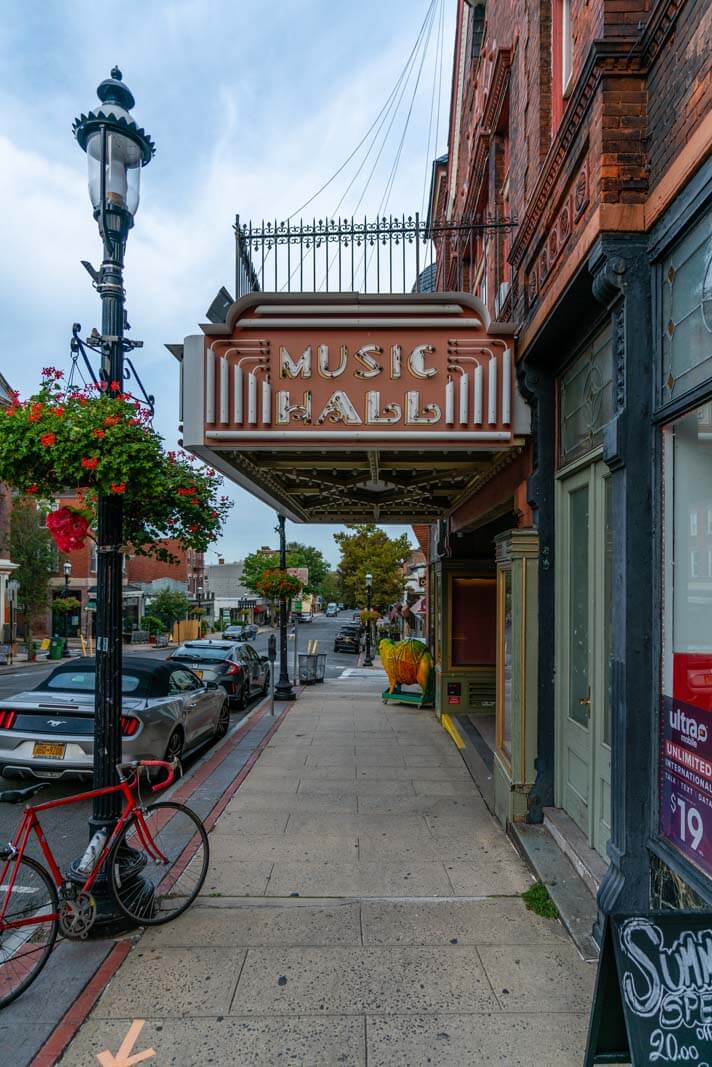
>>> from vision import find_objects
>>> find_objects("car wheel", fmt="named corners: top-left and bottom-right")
top-left (164, 728), bottom-right (184, 769)
top-left (234, 680), bottom-right (248, 711)
top-left (215, 700), bottom-right (230, 739)
top-left (261, 669), bottom-right (270, 697)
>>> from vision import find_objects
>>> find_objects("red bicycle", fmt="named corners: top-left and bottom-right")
top-left (0, 759), bottom-right (209, 1008)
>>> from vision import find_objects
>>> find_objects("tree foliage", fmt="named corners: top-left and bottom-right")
top-left (333, 525), bottom-right (411, 612)
top-left (149, 589), bottom-right (191, 631)
top-left (0, 369), bottom-right (231, 560)
top-left (10, 498), bottom-right (56, 648)
top-left (242, 541), bottom-right (329, 596)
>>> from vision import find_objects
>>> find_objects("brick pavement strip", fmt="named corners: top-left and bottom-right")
top-left (55, 671), bottom-right (596, 1066)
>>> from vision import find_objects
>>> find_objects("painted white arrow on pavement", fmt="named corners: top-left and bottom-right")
top-left (96, 1019), bottom-right (156, 1067)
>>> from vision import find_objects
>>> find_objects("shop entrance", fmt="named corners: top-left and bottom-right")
top-left (556, 458), bottom-right (612, 859)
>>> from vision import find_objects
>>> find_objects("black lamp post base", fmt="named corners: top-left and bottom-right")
top-left (274, 681), bottom-right (295, 701)
top-left (65, 845), bottom-right (151, 936)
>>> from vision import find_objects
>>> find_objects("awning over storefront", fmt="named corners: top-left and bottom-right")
top-left (172, 292), bottom-right (527, 524)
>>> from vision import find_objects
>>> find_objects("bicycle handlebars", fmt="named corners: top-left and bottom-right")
top-left (115, 758), bottom-right (178, 793)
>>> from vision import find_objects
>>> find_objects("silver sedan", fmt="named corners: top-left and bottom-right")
top-left (0, 656), bottom-right (230, 782)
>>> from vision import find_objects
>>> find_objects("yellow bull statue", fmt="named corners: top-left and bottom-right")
top-left (379, 638), bottom-right (434, 706)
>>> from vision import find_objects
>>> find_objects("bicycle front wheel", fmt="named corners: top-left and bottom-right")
top-left (0, 855), bottom-right (58, 1009)
top-left (109, 802), bottom-right (209, 926)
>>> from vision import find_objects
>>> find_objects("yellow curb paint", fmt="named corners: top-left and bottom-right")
top-left (441, 713), bottom-right (465, 750)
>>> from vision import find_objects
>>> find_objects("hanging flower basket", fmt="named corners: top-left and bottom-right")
top-left (0, 369), bottom-right (232, 560)
top-left (360, 609), bottom-right (379, 625)
top-left (255, 568), bottom-right (303, 600)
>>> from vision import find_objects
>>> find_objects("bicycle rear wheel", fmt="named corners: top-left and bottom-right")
top-left (0, 855), bottom-right (58, 1008)
top-left (109, 802), bottom-right (209, 926)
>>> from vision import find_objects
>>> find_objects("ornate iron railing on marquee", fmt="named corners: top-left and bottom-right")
top-left (234, 213), bottom-right (517, 299)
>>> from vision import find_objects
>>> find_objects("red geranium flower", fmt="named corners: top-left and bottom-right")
top-left (40, 433), bottom-right (56, 447)
top-left (81, 457), bottom-right (98, 470)
top-left (110, 380), bottom-right (121, 392)
top-left (92, 429), bottom-right (106, 439)
top-left (28, 403), bottom-right (44, 423)
top-left (27, 484), bottom-right (39, 494)
top-left (52, 406), bottom-right (65, 417)
top-left (46, 507), bottom-right (90, 552)
top-left (110, 482), bottom-right (127, 494)
top-left (104, 415), bottom-right (120, 426)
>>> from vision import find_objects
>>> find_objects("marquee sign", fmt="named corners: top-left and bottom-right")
top-left (177, 293), bottom-right (526, 523)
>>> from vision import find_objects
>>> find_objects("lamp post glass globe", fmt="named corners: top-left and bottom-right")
top-left (86, 127), bottom-right (143, 216)
top-left (73, 66), bottom-right (155, 227)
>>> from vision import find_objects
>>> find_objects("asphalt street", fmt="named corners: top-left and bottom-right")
top-left (0, 611), bottom-right (363, 872)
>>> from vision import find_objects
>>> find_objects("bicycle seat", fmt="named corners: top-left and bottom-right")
top-left (0, 782), bottom-right (51, 804)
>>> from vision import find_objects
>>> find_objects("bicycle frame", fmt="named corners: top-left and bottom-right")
top-left (0, 774), bottom-right (167, 931)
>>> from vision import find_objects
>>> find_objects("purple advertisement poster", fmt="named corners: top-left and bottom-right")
top-left (660, 654), bottom-right (712, 877)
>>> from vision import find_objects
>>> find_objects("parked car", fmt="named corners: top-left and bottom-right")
top-left (224, 624), bottom-right (258, 640)
top-left (299, 612), bottom-right (312, 623)
top-left (0, 656), bottom-right (230, 783)
top-left (169, 639), bottom-right (270, 709)
top-left (334, 626), bottom-right (363, 654)
top-left (325, 603), bottom-right (338, 617)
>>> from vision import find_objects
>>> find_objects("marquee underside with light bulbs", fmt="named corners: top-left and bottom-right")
top-left (171, 292), bottom-right (528, 524)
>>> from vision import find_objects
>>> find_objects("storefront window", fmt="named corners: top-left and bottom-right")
top-left (450, 577), bottom-right (496, 667)
top-left (661, 208), bottom-right (712, 404)
top-left (559, 323), bottom-right (614, 466)
top-left (659, 401), bottom-right (712, 877)
top-left (498, 567), bottom-right (513, 761)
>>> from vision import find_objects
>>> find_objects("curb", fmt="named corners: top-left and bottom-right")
top-left (32, 693), bottom-right (295, 1066)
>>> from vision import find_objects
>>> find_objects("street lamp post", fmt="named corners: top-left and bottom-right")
top-left (274, 514), bottom-right (295, 701)
top-left (364, 572), bottom-right (374, 666)
top-left (71, 70), bottom-right (154, 895)
top-left (62, 560), bottom-right (72, 655)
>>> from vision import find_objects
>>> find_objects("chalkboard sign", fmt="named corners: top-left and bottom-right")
top-left (585, 912), bottom-right (712, 1065)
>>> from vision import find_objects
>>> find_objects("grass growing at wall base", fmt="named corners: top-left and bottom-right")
top-left (522, 881), bottom-right (558, 919)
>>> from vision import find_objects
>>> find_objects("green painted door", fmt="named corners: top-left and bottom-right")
top-left (556, 461), bottom-right (612, 859)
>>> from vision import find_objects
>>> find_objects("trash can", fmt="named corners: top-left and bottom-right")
top-left (298, 652), bottom-right (327, 684)
top-left (48, 637), bottom-right (64, 661)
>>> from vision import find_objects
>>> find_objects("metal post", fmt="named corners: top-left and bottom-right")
top-left (364, 578), bottom-right (374, 667)
top-left (293, 611), bottom-right (299, 685)
top-left (274, 514), bottom-right (295, 701)
top-left (91, 203), bottom-right (128, 839)
top-left (63, 569), bottom-right (70, 656)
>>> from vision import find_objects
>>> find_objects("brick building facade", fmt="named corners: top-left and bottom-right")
top-left (428, 0), bottom-right (712, 924)
top-left (47, 493), bottom-right (205, 638)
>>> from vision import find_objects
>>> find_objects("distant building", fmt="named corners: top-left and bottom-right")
top-left (204, 561), bottom-right (268, 624)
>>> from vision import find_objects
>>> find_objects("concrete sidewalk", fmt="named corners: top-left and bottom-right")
top-left (60, 669), bottom-right (595, 1066)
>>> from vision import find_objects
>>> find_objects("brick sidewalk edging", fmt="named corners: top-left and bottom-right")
top-left (27, 694), bottom-right (296, 1067)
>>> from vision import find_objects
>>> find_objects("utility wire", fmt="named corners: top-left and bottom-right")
top-left (286, 0), bottom-right (439, 223)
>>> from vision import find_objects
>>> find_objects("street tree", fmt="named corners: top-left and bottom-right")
top-left (319, 570), bottom-right (341, 605)
top-left (9, 498), bottom-right (56, 652)
top-left (242, 542), bottom-right (330, 596)
top-left (149, 589), bottom-right (191, 632)
top-left (333, 524), bottom-right (411, 612)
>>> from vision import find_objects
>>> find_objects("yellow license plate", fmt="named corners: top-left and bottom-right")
top-left (33, 742), bottom-right (66, 759)
top-left (193, 670), bottom-right (203, 678)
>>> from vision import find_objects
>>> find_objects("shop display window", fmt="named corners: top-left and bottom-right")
top-left (559, 322), bottom-right (614, 466)
top-left (661, 209), bottom-right (712, 404)
top-left (450, 577), bottom-right (496, 667)
top-left (659, 401), bottom-right (712, 877)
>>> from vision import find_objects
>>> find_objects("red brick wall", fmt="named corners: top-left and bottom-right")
top-left (647, 0), bottom-right (712, 190)
top-left (439, 0), bottom-right (710, 339)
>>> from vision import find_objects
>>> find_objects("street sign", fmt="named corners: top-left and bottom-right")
top-left (585, 912), bottom-right (712, 1065)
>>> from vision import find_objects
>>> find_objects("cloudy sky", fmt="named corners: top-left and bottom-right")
top-left (0, 0), bottom-right (454, 567)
